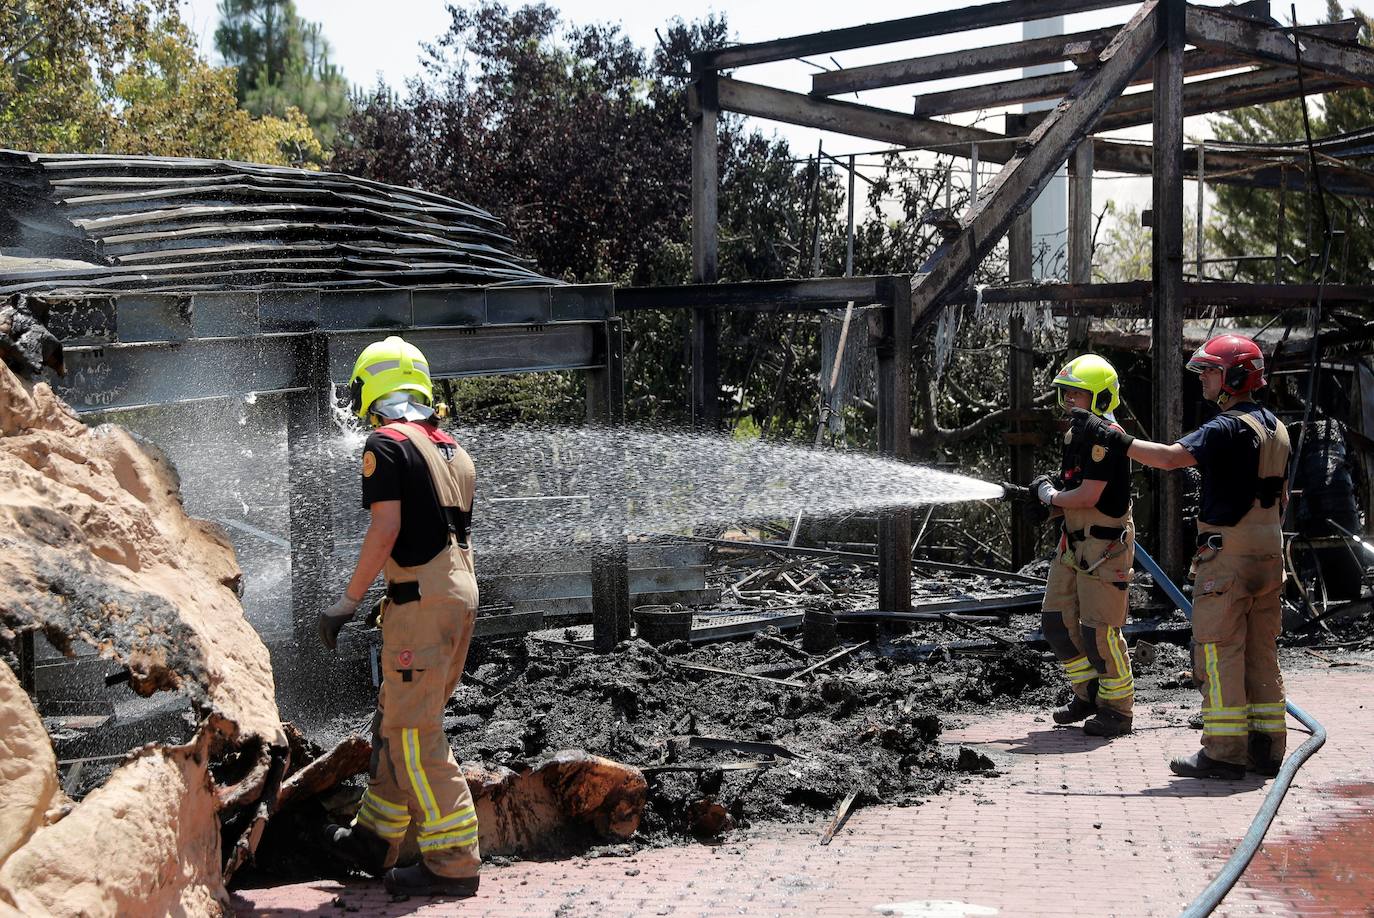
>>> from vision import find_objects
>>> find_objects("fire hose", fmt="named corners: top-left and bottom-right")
top-left (1133, 545), bottom-right (1327, 918)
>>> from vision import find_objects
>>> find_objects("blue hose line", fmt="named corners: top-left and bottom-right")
top-left (1132, 545), bottom-right (1328, 918)
top-left (1134, 545), bottom-right (1193, 620)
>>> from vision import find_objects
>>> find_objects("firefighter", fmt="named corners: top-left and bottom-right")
top-left (1072, 333), bottom-right (1289, 780)
top-left (318, 335), bottom-right (482, 896)
top-left (1031, 354), bottom-right (1136, 738)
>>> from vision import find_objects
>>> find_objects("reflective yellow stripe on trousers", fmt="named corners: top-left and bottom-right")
top-left (402, 728), bottom-right (441, 824)
top-left (356, 790), bottom-right (410, 839)
top-left (1062, 656), bottom-right (1099, 684)
top-left (1247, 701), bottom-right (1287, 732)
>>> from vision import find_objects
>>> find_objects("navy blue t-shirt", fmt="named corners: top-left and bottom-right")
top-left (1060, 422), bottom-right (1131, 519)
top-left (1177, 402), bottom-right (1284, 527)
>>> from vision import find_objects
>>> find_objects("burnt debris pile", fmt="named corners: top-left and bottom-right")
top-left (438, 629), bottom-right (1049, 843)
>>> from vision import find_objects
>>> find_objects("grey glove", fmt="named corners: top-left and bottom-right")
top-left (1029, 473), bottom-right (1057, 507)
top-left (319, 595), bottom-right (362, 651)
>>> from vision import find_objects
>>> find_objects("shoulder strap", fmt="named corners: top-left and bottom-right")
top-left (389, 423), bottom-right (473, 512)
top-left (1223, 409), bottom-right (1290, 502)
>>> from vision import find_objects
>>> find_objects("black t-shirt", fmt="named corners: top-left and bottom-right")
top-left (1177, 401), bottom-right (1284, 527)
top-left (1060, 421), bottom-right (1131, 518)
top-left (360, 424), bottom-right (459, 567)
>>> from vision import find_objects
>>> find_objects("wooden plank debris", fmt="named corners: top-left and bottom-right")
top-left (819, 791), bottom-right (859, 846)
top-left (687, 736), bottom-right (800, 759)
top-left (793, 641), bottom-right (874, 680)
top-left (666, 660), bottom-right (804, 688)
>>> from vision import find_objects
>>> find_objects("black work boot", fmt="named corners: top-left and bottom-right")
top-left (1169, 749), bottom-right (1246, 780)
top-left (323, 824), bottom-right (390, 877)
top-left (1083, 707), bottom-right (1133, 737)
top-left (1052, 682), bottom-right (1099, 725)
top-left (384, 861), bottom-right (480, 898)
top-left (1247, 732), bottom-right (1283, 777)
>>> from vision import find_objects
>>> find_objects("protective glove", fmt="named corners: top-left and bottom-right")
top-left (319, 595), bottom-right (362, 651)
top-left (1029, 473), bottom-right (1057, 507)
top-left (1070, 408), bottom-right (1135, 453)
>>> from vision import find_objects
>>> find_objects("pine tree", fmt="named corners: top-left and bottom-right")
top-left (214, 0), bottom-right (350, 148)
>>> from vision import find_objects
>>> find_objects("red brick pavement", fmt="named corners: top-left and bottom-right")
top-left (233, 661), bottom-right (1374, 918)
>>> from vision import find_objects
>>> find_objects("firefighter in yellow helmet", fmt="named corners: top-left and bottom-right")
top-left (1030, 354), bottom-right (1136, 737)
top-left (318, 335), bottom-right (481, 898)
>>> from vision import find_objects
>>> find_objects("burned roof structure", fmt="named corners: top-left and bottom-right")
top-left (0, 151), bottom-right (555, 294)
top-left (623, 0), bottom-right (1374, 586)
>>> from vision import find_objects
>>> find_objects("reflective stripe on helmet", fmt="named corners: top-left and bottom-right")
top-left (362, 358), bottom-right (429, 376)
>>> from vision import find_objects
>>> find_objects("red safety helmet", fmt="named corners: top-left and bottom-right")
top-left (1186, 333), bottom-right (1266, 397)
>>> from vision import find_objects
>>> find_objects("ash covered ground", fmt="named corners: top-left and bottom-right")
top-left (444, 631), bottom-right (1043, 841)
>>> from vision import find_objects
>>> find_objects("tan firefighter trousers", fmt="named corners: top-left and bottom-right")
top-left (352, 544), bottom-right (480, 878)
top-left (1041, 506), bottom-right (1135, 717)
top-left (1191, 508), bottom-right (1287, 766)
top-left (353, 424), bottom-right (481, 878)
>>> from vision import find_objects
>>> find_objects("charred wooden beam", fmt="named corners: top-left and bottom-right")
top-left (910, 47), bottom-right (1240, 120)
top-left (1096, 65), bottom-right (1350, 132)
top-left (1004, 128), bottom-right (1036, 572)
top-left (916, 18), bottom-right (1359, 124)
top-left (716, 77), bottom-right (1016, 162)
top-left (809, 0), bottom-right (1281, 97)
top-left (702, 0), bottom-right (1132, 71)
top-left (1094, 142), bottom-right (1374, 197)
top-left (910, 0), bottom-right (1164, 330)
top-left (874, 277), bottom-right (912, 614)
top-left (1157, 6), bottom-right (1194, 581)
top-left (690, 62), bottom-right (721, 432)
top-left (712, 75), bottom-right (1374, 198)
top-left (1187, 4), bottom-right (1374, 89)
top-left (274, 736), bottom-right (371, 811)
top-left (812, 26), bottom-right (1120, 97)
top-left (1067, 141), bottom-right (1094, 349)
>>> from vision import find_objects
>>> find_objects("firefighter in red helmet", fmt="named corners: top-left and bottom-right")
top-left (1071, 333), bottom-right (1291, 780)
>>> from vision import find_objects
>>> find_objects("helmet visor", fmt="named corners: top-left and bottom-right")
top-left (370, 390), bottom-right (435, 422)
top-left (1186, 344), bottom-right (1220, 375)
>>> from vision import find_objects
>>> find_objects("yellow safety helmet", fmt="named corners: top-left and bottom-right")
top-left (349, 336), bottom-right (434, 422)
top-left (1052, 353), bottom-right (1120, 417)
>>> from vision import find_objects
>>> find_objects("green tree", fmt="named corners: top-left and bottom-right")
top-left (1208, 0), bottom-right (1374, 284)
top-left (0, 0), bottom-right (320, 164)
top-left (333, 5), bottom-right (850, 430)
top-left (214, 0), bottom-right (351, 148)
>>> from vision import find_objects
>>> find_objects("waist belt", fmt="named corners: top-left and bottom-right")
top-left (387, 581), bottom-right (421, 604)
top-left (1066, 524), bottom-right (1127, 543)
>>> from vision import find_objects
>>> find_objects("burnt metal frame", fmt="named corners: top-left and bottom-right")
top-left (46, 283), bottom-right (630, 651)
top-left (681, 0), bottom-right (1374, 584)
